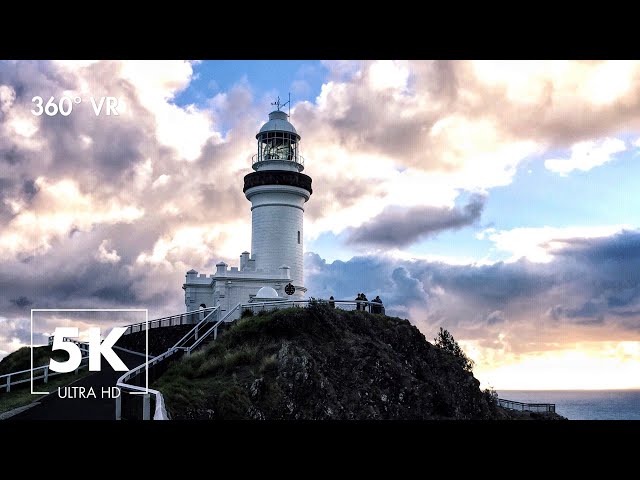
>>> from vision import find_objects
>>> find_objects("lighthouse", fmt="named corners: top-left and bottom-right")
top-left (244, 103), bottom-right (312, 297)
top-left (183, 100), bottom-right (312, 312)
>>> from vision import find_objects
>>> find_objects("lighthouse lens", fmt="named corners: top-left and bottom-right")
top-left (262, 131), bottom-right (296, 160)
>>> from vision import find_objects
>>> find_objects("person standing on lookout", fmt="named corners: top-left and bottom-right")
top-left (372, 295), bottom-right (383, 314)
top-left (361, 293), bottom-right (369, 311)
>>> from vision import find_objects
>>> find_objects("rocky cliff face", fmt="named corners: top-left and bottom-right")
top-left (155, 304), bottom-right (560, 420)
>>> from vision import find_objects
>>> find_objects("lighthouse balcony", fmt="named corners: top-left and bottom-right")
top-left (252, 153), bottom-right (304, 170)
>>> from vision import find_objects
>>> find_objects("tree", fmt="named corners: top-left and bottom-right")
top-left (433, 327), bottom-right (475, 373)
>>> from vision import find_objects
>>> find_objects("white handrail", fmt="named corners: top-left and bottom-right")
top-left (239, 299), bottom-right (384, 312)
top-left (115, 348), bottom-right (179, 420)
top-left (122, 306), bottom-right (217, 335)
top-left (171, 306), bottom-right (220, 350)
top-left (187, 303), bottom-right (241, 354)
top-left (116, 306), bottom-right (222, 420)
top-left (2, 355), bottom-right (90, 393)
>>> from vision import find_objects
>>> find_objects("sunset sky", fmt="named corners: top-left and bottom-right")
top-left (0, 60), bottom-right (639, 390)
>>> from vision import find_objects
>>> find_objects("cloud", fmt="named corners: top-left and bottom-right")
top-left (305, 229), bottom-right (640, 357)
top-left (544, 137), bottom-right (627, 175)
top-left (0, 177), bottom-right (144, 258)
top-left (486, 310), bottom-right (506, 325)
top-left (96, 239), bottom-right (121, 263)
top-left (2, 59), bottom-right (640, 367)
top-left (346, 194), bottom-right (485, 248)
top-left (483, 224), bottom-right (632, 263)
top-left (286, 60), bottom-right (640, 239)
top-left (10, 296), bottom-right (33, 309)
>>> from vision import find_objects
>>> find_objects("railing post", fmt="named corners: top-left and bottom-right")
top-left (6, 374), bottom-right (10, 393)
top-left (44, 366), bottom-right (49, 384)
top-left (214, 326), bottom-right (218, 340)
top-left (143, 394), bottom-right (151, 420)
top-left (115, 395), bottom-right (122, 420)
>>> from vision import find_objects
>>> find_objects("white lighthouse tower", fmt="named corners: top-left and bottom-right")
top-left (244, 101), bottom-right (312, 297)
top-left (183, 99), bottom-right (312, 312)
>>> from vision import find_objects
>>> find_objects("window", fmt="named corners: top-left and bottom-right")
top-left (298, 231), bottom-right (301, 244)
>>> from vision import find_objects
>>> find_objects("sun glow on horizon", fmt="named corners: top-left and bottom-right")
top-left (471, 341), bottom-right (640, 390)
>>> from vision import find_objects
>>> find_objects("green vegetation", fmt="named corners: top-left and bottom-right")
top-left (0, 369), bottom-right (94, 415)
top-left (483, 386), bottom-right (499, 405)
top-left (154, 310), bottom-right (287, 419)
top-left (0, 344), bottom-right (94, 415)
top-left (154, 303), bottom-right (504, 420)
top-left (0, 345), bottom-right (67, 376)
top-left (433, 327), bottom-right (475, 373)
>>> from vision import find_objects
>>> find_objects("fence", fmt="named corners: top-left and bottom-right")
top-left (1, 355), bottom-right (90, 393)
top-left (116, 306), bottom-right (227, 420)
top-left (116, 348), bottom-right (183, 420)
top-left (498, 398), bottom-right (556, 414)
top-left (122, 306), bottom-right (217, 335)
top-left (240, 299), bottom-right (385, 316)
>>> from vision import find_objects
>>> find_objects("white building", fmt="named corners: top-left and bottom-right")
top-left (183, 105), bottom-right (313, 315)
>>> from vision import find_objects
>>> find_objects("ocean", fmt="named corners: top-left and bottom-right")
top-left (498, 390), bottom-right (640, 420)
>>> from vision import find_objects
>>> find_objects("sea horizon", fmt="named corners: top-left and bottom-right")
top-left (497, 389), bottom-right (640, 420)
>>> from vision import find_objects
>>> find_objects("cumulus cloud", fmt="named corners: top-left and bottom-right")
top-left (544, 137), bottom-right (627, 175)
top-left (483, 224), bottom-right (632, 263)
top-left (0, 60), bottom-right (256, 359)
top-left (96, 239), bottom-right (121, 263)
top-left (291, 60), bottom-right (640, 241)
top-left (305, 229), bottom-right (640, 356)
top-left (2, 59), bottom-right (640, 363)
top-left (346, 194), bottom-right (485, 248)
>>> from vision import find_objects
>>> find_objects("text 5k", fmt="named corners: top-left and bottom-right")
top-left (49, 327), bottom-right (128, 373)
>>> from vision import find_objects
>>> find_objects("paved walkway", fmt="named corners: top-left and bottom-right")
top-left (9, 351), bottom-right (145, 420)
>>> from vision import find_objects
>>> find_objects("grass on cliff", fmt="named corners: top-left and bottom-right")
top-left (153, 309), bottom-right (294, 419)
top-left (0, 345), bottom-right (95, 415)
top-left (0, 369), bottom-right (94, 415)
top-left (153, 304), bottom-right (431, 419)
top-left (0, 345), bottom-right (67, 376)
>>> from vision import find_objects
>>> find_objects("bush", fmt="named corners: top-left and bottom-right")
top-left (433, 327), bottom-right (475, 373)
top-left (484, 387), bottom-right (499, 404)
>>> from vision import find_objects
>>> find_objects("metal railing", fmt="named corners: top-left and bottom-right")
top-left (116, 306), bottom-right (224, 420)
top-left (171, 307), bottom-right (220, 351)
top-left (122, 306), bottom-right (217, 335)
top-left (116, 348), bottom-right (183, 420)
top-left (252, 153), bottom-right (304, 168)
top-left (240, 299), bottom-right (385, 315)
top-left (187, 303), bottom-right (242, 354)
top-left (1, 355), bottom-right (90, 393)
top-left (498, 398), bottom-right (556, 414)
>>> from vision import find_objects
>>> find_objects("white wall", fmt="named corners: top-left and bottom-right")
top-left (248, 186), bottom-right (308, 291)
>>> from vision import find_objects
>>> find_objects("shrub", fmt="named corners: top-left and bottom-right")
top-left (433, 327), bottom-right (475, 373)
